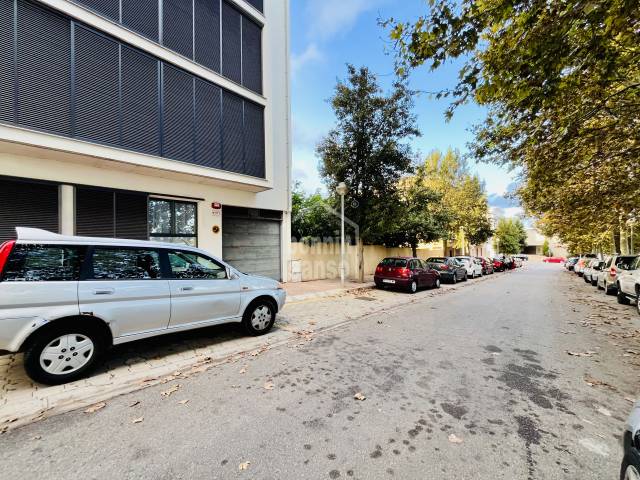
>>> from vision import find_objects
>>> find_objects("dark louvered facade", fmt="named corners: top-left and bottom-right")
top-left (0, 0), bottom-right (265, 179)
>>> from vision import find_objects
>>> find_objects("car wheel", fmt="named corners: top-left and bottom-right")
top-left (242, 299), bottom-right (276, 336)
top-left (620, 454), bottom-right (640, 480)
top-left (463, 273), bottom-right (468, 282)
top-left (434, 278), bottom-right (441, 289)
top-left (23, 321), bottom-right (106, 385)
top-left (617, 288), bottom-right (631, 305)
top-left (408, 280), bottom-right (418, 294)
top-left (591, 278), bottom-right (597, 287)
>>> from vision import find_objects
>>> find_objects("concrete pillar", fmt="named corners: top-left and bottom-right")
top-left (59, 184), bottom-right (75, 235)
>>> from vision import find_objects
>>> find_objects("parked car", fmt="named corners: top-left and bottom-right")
top-left (616, 256), bottom-right (640, 311)
top-left (542, 256), bottom-right (566, 263)
top-left (574, 257), bottom-right (588, 276)
top-left (514, 254), bottom-right (528, 261)
top-left (476, 257), bottom-right (494, 275)
top-left (621, 401), bottom-right (640, 480)
top-left (492, 257), bottom-right (506, 272)
top-left (454, 256), bottom-right (483, 278)
top-left (589, 259), bottom-right (608, 286)
top-left (583, 258), bottom-right (604, 284)
top-left (425, 257), bottom-right (467, 284)
top-left (374, 257), bottom-right (440, 293)
top-left (565, 257), bottom-right (579, 270)
top-left (598, 255), bottom-right (638, 295)
top-left (0, 228), bottom-right (286, 385)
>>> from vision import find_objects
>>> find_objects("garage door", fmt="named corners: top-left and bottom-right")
top-left (0, 178), bottom-right (59, 242)
top-left (222, 209), bottom-right (281, 281)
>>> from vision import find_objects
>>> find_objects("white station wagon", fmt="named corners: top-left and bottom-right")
top-left (0, 228), bottom-right (286, 385)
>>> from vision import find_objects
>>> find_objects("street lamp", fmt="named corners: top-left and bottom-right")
top-left (336, 182), bottom-right (348, 287)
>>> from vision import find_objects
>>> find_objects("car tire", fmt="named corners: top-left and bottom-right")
top-left (23, 321), bottom-right (106, 385)
top-left (463, 273), bottom-right (468, 282)
top-left (636, 287), bottom-right (640, 316)
top-left (617, 288), bottom-right (631, 305)
top-left (591, 278), bottom-right (597, 287)
top-left (452, 274), bottom-right (457, 284)
top-left (434, 278), bottom-right (441, 289)
top-left (408, 280), bottom-right (418, 294)
top-left (242, 298), bottom-right (276, 336)
top-left (620, 454), bottom-right (640, 480)
top-left (604, 282), bottom-right (615, 295)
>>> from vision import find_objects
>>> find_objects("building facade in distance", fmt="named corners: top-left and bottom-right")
top-left (0, 0), bottom-right (291, 280)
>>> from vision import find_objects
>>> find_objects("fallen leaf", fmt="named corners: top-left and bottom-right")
top-left (238, 461), bottom-right (250, 471)
top-left (177, 399), bottom-right (189, 405)
top-left (132, 417), bottom-right (144, 424)
top-left (448, 433), bottom-right (463, 444)
top-left (625, 397), bottom-right (636, 404)
top-left (32, 435), bottom-right (41, 440)
top-left (567, 351), bottom-right (596, 357)
top-left (264, 382), bottom-right (274, 390)
top-left (160, 384), bottom-right (181, 397)
top-left (84, 402), bottom-right (106, 414)
top-left (354, 392), bottom-right (366, 401)
top-left (596, 406), bottom-right (612, 417)
top-left (231, 384), bottom-right (241, 388)
top-left (239, 366), bottom-right (248, 374)
top-left (128, 400), bottom-right (140, 407)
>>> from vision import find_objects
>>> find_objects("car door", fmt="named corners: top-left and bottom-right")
top-left (419, 259), bottom-right (436, 286)
top-left (407, 260), bottom-right (421, 286)
top-left (620, 257), bottom-right (640, 294)
top-left (166, 250), bottom-right (241, 328)
top-left (78, 246), bottom-right (170, 338)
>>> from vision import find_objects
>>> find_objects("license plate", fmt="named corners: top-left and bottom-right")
top-left (382, 279), bottom-right (395, 284)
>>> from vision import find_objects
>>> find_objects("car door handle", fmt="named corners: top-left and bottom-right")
top-left (180, 286), bottom-right (194, 292)
top-left (93, 288), bottom-right (115, 295)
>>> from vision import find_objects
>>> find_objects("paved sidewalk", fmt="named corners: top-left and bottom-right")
top-left (0, 272), bottom-right (503, 432)
top-left (284, 276), bottom-right (375, 302)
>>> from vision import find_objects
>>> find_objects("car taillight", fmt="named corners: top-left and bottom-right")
top-left (0, 240), bottom-right (15, 277)
top-left (610, 267), bottom-right (617, 277)
top-left (399, 268), bottom-right (410, 278)
top-left (440, 264), bottom-right (449, 270)
top-left (375, 265), bottom-right (383, 274)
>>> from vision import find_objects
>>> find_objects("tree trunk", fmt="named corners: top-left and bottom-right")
top-left (442, 238), bottom-right (448, 257)
top-left (412, 243), bottom-right (417, 257)
top-left (357, 239), bottom-right (364, 283)
top-left (613, 228), bottom-right (621, 253)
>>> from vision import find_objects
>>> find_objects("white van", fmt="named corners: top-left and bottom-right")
top-left (0, 228), bottom-right (285, 384)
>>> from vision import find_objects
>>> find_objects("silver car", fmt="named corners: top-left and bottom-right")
top-left (0, 228), bottom-right (286, 385)
top-left (622, 401), bottom-right (640, 480)
top-left (598, 255), bottom-right (638, 295)
top-left (454, 256), bottom-right (483, 279)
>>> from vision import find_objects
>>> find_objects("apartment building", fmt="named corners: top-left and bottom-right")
top-left (0, 0), bottom-right (291, 280)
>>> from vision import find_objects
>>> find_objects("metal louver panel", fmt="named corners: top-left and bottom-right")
top-left (245, 0), bottom-right (263, 12)
top-left (162, 65), bottom-right (194, 163)
top-left (194, 0), bottom-right (220, 72)
top-left (194, 78), bottom-right (222, 169)
top-left (75, 188), bottom-right (115, 237)
top-left (115, 191), bottom-right (148, 240)
top-left (121, 46), bottom-right (160, 155)
top-left (0, 179), bottom-right (59, 242)
top-left (241, 17), bottom-right (262, 94)
top-left (16, 1), bottom-right (71, 135)
top-left (76, 0), bottom-right (119, 21)
top-left (74, 26), bottom-right (120, 145)
top-left (222, 92), bottom-right (244, 173)
top-left (122, 0), bottom-right (158, 41)
top-left (221, 1), bottom-right (241, 84)
top-left (162, 0), bottom-right (193, 59)
top-left (243, 101), bottom-right (265, 178)
top-left (0, 1), bottom-right (14, 123)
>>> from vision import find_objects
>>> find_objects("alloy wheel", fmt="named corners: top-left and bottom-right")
top-left (251, 305), bottom-right (272, 331)
top-left (410, 281), bottom-right (417, 293)
top-left (435, 278), bottom-right (440, 288)
top-left (39, 334), bottom-right (94, 375)
top-left (624, 464), bottom-right (640, 480)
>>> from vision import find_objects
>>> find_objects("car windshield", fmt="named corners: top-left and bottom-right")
top-left (380, 258), bottom-right (407, 268)
top-left (426, 258), bottom-right (446, 264)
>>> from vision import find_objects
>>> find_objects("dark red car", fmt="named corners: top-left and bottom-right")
top-left (374, 257), bottom-right (440, 293)
top-left (476, 257), bottom-right (494, 275)
top-left (492, 257), bottom-right (505, 272)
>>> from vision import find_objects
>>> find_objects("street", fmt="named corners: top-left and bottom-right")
top-left (1, 264), bottom-right (638, 479)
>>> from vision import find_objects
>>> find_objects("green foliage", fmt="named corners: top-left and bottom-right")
top-left (317, 65), bottom-right (420, 245)
top-left (291, 182), bottom-right (339, 242)
top-left (542, 239), bottom-right (550, 257)
top-left (385, 0), bottom-right (640, 252)
top-left (493, 218), bottom-right (527, 255)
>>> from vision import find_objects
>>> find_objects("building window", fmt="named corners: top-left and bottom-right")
top-left (148, 198), bottom-right (197, 246)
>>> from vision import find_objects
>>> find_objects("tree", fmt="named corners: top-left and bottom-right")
top-left (291, 183), bottom-right (339, 242)
top-left (317, 65), bottom-right (420, 281)
top-left (385, 0), bottom-right (640, 253)
top-left (382, 179), bottom-right (450, 256)
top-left (493, 218), bottom-right (527, 255)
top-left (542, 239), bottom-right (550, 257)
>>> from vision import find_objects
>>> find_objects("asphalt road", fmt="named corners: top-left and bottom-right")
top-left (1, 264), bottom-right (638, 479)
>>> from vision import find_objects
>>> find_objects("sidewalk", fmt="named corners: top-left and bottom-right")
top-left (284, 276), bottom-right (375, 302)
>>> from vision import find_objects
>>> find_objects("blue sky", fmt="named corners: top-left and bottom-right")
top-left (290, 0), bottom-right (523, 219)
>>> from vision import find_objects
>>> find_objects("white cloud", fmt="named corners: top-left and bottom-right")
top-left (292, 145), bottom-right (326, 194)
top-left (304, 0), bottom-right (384, 41)
top-left (291, 43), bottom-right (324, 78)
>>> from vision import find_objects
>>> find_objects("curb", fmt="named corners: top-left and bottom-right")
top-left (286, 283), bottom-right (376, 303)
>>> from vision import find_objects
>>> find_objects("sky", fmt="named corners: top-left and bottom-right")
top-left (289, 0), bottom-right (524, 220)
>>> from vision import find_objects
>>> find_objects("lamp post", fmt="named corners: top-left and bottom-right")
top-left (336, 182), bottom-right (348, 287)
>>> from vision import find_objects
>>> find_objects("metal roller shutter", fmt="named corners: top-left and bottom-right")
top-left (76, 0), bottom-right (120, 22)
top-left (194, 78), bottom-right (222, 169)
top-left (194, 0), bottom-right (220, 72)
top-left (16, 1), bottom-right (71, 135)
top-left (243, 101), bottom-right (265, 178)
top-left (221, 1), bottom-right (241, 84)
top-left (241, 17), bottom-right (262, 94)
top-left (121, 46), bottom-right (160, 155)
top-left (115, 191), bottom-right (148, 240)
top-left (0, 1), bottom-right (14, 123)
top-left (245, 0), bottom-right (263, 12)
top-left (0, 179), bottom-right (59, 242)
top-left (222, 213), bottom-right (281, 281)
top-left (74, 26), bottom-right (120, 146)
top-left (75, 188), bottom-right (114, 238)
top-left (221, 91), bottom-right (244, 173)
top-left (162, 0), bottom-right (193, 59)
top-left (122, 0), bottom-right (158, 41)
top-left (162, 64), bottom-right (194, 163)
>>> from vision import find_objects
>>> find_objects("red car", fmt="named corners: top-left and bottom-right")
top-left (543, 257), bottom-right (566, 263)
top-left (374, 257), bottom-right (440, 293)
top-left (492, 257), bottom-right (505, 272)
top-left (476, 257), bottom-right (494, 275)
